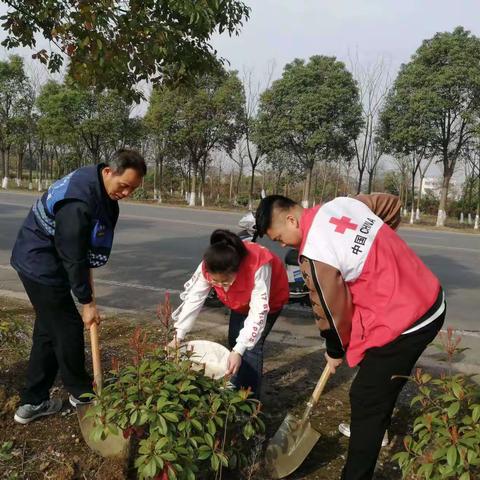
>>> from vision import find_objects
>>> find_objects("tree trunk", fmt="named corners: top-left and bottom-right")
top-left (334, 161), bottom-right (341, 197)
top-left (17, 150), bottom-right (24, 186)
top-left (367, 170), bottom-right (374, 194)
top-left (436, 171), bottom-right (452, 227)
top-left (229, 171), bottom-right (233, 203)
top-left (409, 170), bottom-right (416, 224)
top-left (248, 166), bottom-right (255, 211)
top-left (475, 171), bottom-right (480, 230)
top-left (302, 164), bottom-right (313, 207)
top-left (1, 149), bottom-right (7, 188)
top-left (236, 168), bottom-right (243, 198)
top-left (189, 160), bottom-right (198, 206)
top-left (416, 175), bottom-right (424, 221)
top-left (319, 165), bottom-right (328, 202)
top-left (356, 168), bottom-right (364, 194)
top-left (159, 157), bottom-right (164, 203)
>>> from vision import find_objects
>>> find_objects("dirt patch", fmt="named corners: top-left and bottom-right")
top-left (0, 295), bottom-right (417, 479)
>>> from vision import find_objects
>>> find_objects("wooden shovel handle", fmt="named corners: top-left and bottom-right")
top-left (310, 363), bottom-right (331, 405)
top-left (301, 363), bottom-right (332, 423)
top-left (90, 321), bottom-right (103, 393)
top-left (88, 269), bottom-right (103, 393)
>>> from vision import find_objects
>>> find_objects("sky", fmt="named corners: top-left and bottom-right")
top-left (1, 0), bottom-right (479, 179)
top-left (211, 0), bottom-right (480, 84)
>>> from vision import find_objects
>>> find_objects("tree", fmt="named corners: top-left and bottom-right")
top-left (1, 0), bottom-right (250, 101)
top-left (381, 27), bottom-right (480, 226)
top-left (241, 64), bottom-right (275, 208)
top-left (0, 55), bottom-right (32, 187)
top-left (37, 81), bottom-right (134, 168)
top-left (349, 53), bottom-right (391, 194)
top-left (255, 56), bottom-right (362, 206)
top-left (146, 69), bottom-right (245, 206)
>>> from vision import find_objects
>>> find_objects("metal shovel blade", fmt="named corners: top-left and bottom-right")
top-left (77, 403), bottom-right (129, 459)
top-left (265, 413), bottom-right (321, 479)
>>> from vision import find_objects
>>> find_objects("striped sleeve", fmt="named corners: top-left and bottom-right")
top-left (299, 256), bottom-right (353, 358)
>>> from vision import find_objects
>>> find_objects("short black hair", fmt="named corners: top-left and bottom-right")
top-left (203, 229), bottom-right (247, 274)
top-left (255, 195), bottom-right (298, 237)
top-left (107, 149), bottom-right (147, 176)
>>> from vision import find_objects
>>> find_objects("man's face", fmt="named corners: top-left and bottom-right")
top-left (266, 210), bottom-right (303, 248)
top-left (102, 167), bottom-right (143, 200)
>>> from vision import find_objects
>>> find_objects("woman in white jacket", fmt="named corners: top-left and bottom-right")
top-left (170, 229), bottom-right (289, 397)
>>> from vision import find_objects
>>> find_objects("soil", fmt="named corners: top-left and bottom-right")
top-left (0, 295), bottom-right (417, 480)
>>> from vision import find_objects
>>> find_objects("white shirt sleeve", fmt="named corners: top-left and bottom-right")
top-left (233, 263), bottom-right (272, 356)
top-left (171, 262), bottom-right (211, 340)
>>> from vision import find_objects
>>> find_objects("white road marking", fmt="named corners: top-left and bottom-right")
top-left (0, 264), bottom-right (182, 295)
top-left (407, 242), bottom-right (480, 254)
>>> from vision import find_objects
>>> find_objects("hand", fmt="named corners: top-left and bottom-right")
top-left (226, 351), bottom-right (242, 376)
top-left (82, 302), bottom-right (101, 328)
top-left (324, 352), bottom-right (343, 374)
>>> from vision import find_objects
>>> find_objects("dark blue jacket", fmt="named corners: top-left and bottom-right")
top-left (11, 164), bottom-right (119, 298)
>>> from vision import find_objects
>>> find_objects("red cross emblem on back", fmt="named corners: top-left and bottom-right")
top-left (329, 216), bottom-right (358, 234)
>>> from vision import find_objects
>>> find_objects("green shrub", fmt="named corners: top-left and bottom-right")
top-left (86, 294), bottom-right (264, 480)
top-left (393, 328), bottom-right (480, 480)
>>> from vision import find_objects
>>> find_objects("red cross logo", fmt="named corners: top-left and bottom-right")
top-left (329, 216), bottom-right (358, 234)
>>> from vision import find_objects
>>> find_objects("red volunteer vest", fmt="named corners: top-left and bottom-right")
top-left (202, 242), bottom-right (289, 314)
top-left (299, 199), bottom-right (441, 366)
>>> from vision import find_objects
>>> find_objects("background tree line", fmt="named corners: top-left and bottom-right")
top-left (0, 10), bottom-right (479, 228)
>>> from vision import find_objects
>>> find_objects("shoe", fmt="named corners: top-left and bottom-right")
top-left (69, 394), bottom-right (93, 408)
top-left (14, 398), bottom-right (62, 424)
top-left (338, 422), bottom-right (389, 447)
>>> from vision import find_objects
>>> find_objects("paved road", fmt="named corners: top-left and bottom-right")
top-left (1, 191), bottom-right (479, 334)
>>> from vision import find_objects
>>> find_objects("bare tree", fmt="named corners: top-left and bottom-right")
top-left (242, 62), bottom-right (275, 209)
top-left (228, 139), bottom-right (248, 204)
top-left (349, 52), bottom-right (391, 194)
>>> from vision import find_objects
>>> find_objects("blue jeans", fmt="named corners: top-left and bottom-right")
top-left (228, 309), bottom-right (281, 398)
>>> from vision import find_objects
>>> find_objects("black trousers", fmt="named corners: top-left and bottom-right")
top-left (18, 273), bottom-right (93, 405)
top-left (228, 309), bottom-right (281, 398)
top-left (341, 310), bottom-right (446, 480)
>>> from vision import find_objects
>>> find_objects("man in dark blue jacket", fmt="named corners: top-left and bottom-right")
top-left (11, 149), bottom-right (146, 424)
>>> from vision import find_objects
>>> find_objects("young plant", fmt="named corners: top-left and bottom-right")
top-left (393, 327), bottom-right (480, 480)
top-left (85, 294), bottom-right (264, 480)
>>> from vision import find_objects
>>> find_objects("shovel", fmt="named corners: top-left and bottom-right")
top-left (265, 364), bottom-right (332, 478)
top-left (76, 322), bottom-right (129, 458)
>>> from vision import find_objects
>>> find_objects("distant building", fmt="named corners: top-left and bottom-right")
top-left (421, 176), bottom-right (459, 199)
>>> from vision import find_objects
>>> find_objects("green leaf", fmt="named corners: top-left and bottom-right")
top-left (447, 445), bottom-right (458, 467)
top-left (447, 401), bottom-right (460, 418)
top-left (198, 445), bottom-right (212, 460)
top-left (204, 433), bottom-right (214, 448)
top-left (162, 412), bottom-right (179, 423)
top-left (211, 453), bottom-right (220, 471)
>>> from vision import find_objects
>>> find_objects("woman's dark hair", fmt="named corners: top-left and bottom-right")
top-left (203, 229), bottom-right (247, 274)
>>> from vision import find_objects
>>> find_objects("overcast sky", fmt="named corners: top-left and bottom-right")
top-left (211, 0), bottom-right (480, 83)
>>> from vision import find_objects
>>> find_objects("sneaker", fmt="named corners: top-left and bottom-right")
top-left (338, 422), bottom-right (389, 447)
top-left (14, 398), bottom-right (62, 424)
top-left (69, 394), bottom-right (93, 408)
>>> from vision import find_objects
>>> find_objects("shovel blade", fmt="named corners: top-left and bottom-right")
top-left (265, 413), bottom-right (321, 479)
top-left (77, 404), bottom-right (129, 459)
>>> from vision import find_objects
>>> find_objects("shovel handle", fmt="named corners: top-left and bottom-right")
top-left (90, 322), bottom-right (103, 393)
top-left (88, 269), bottom-right (103, 393)
top-left (301, 363), bottom-right (331, 423)
top-left (311, 363), bottom-right (331, 404)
